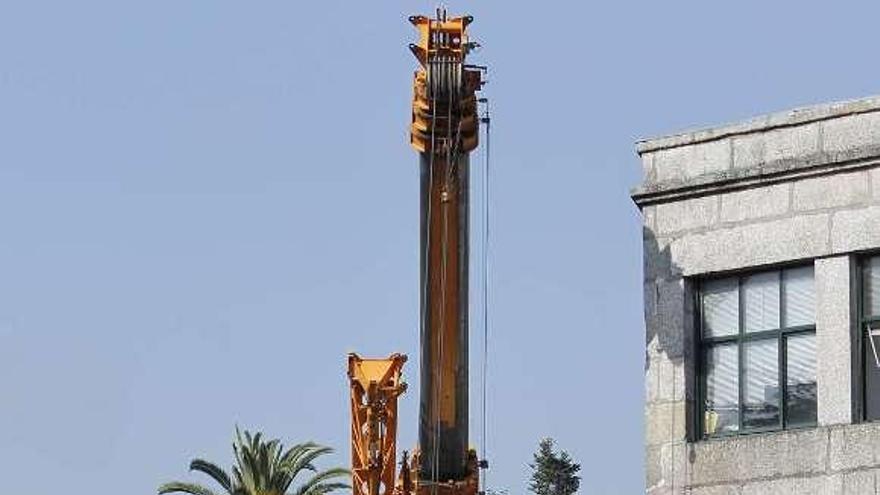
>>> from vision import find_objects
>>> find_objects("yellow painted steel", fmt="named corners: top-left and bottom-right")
top-left (409, 14), bottom-right (481, 155)
top-left (348, 353), bottom-right (407, 495)
top-left (407, 10), bottom-right (482, 495)
top-left (348, 10), bottom-right (483, 495)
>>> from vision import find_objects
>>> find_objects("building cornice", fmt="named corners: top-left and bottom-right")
top-left (636, 95), bottom-right (880, 154)
top-left (632, 150), bottom-right (880, 207)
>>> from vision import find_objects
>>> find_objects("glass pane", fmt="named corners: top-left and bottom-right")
top-left (785, 334), bottom-right (817, 427)
top-left (704, 343), bottom-right (739, 436)
top-left (743, 272), bottom-right (780, 333)
top-left (865, 326), bottom-right (880, 420)
top-left (865, 256), bottom-right (880, 318)
top-left (784, 266), bottom-right (815, 327)
top-left (703, 278), bottom-right (738, 338)
top-left (742, 339), bottom-right (780, 429)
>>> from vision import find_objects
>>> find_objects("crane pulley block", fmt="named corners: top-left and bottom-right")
top-left (409, 11), bottom-right (483, 155)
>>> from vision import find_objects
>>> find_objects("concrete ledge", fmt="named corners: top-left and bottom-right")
top-left (740, 475), bottom-right (842, 495)
top-left (689, 428), bottom-right (827, 486)
top-left (648, 423), bottom-right (880, 492)
top-left (632, 94), bottom-right (880, 207)
top-left (632, 149), bottom-right (880, 207)
top-left (690, 486), bottom-right (741, 495)
top-left (637, 95), bottom-right (880, 154)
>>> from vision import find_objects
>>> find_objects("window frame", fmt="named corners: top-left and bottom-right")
top-left (857, 254), bottom-right (880, 422)
top-left (696, 265), bottom-right (817, 439)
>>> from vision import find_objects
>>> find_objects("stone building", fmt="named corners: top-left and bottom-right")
top-left (633, 95), bottom-right (880, 494)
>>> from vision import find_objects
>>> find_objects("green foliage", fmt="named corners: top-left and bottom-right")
top-left (527, 438), bottom-right (581, 495)
top-left (159, 427), bottom-right (351, 495)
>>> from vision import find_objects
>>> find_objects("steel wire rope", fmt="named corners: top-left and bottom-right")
top-left (431, 46), bottom-right (468, 493)
top-left (479, 98), bottom-right (491, 495)
top-left (429, 47), bottom-right (450, 495)
top-left (431, 54), bottom-right (445, 492)
top-left (432, 49), bottom-right (455, 494)
top-left (443, 52), bottom-right (469, 483)
top-left (425, 27), bottom-right (473, 493)
top-left (435, 72), bottom-right (443, 492)
top-left (421, 45), bottom-right (440, 495)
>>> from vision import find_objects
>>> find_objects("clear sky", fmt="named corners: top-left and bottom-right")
top-left (3, 2), bottom-right (880, 494)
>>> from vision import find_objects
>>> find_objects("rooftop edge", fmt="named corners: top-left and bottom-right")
top-left (636, 94), bottom-right (880, 154)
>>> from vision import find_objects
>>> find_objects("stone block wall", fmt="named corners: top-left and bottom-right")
top-left (634, 96), bottom-right (880, 493)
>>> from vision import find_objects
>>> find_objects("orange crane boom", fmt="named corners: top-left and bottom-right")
top-left (348, 9), bottom-right (484, 495)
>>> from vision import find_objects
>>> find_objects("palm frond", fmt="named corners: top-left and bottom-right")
top-left (279, 443), bottom-right (319, 470)
top-left (297, 482), bottom-right (351, 495)
top-left (158, 481), bottom-right (221, 495)
top-left (286, 444), bottom-right (335, 482)
top-left (231, 466), bottom-right (246, 492)
top-left (292, 467), bottom-right (351, 495)
top-left (190, 459), bottom-right (232, 493)
top-left (235, 429), bottom-right (260, 493)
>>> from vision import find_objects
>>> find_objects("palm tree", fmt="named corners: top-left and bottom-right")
top-left (159, 428), bottom-right (350, 495)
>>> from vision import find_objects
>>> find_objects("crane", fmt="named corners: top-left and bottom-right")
top-left (348, 9), bottom-right (485, 495)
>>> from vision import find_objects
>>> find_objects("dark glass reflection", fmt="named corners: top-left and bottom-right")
top-left (742, 340), bottom-right (779, 429)
top-left (704, 344), bottom-right (739, 436)
top-left (785, 334), bottom-right (817, 427)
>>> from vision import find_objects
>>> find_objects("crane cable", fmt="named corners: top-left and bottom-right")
top-left (421, 47), bottom-right (439, 494)
top-left (431, 48), bottom-right (469, 493)
top-left (432, 51), bottom-right (450, 492)
top-left (433, 48), bottom-right (466, 492)
top-left (430, 46), bottom-right (457, 493)
top-left (479, 97), bottom-right (491, 495)
top-left (424, 35), bottom-right (490, 494)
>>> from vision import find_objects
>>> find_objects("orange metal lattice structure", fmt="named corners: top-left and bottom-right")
top-left (348, 353), bottom-right (408, 495)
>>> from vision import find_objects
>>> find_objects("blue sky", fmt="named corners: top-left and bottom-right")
top-left (2, 2), bottom-right (880, 494)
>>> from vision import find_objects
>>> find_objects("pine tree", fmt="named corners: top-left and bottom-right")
top-left (528, 438), bottom-right (581, 495)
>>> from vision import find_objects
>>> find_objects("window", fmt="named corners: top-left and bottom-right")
top-left (861, 256), bottom-right (880, 420)
top-left (699, 266), bottom-right (817, 437)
